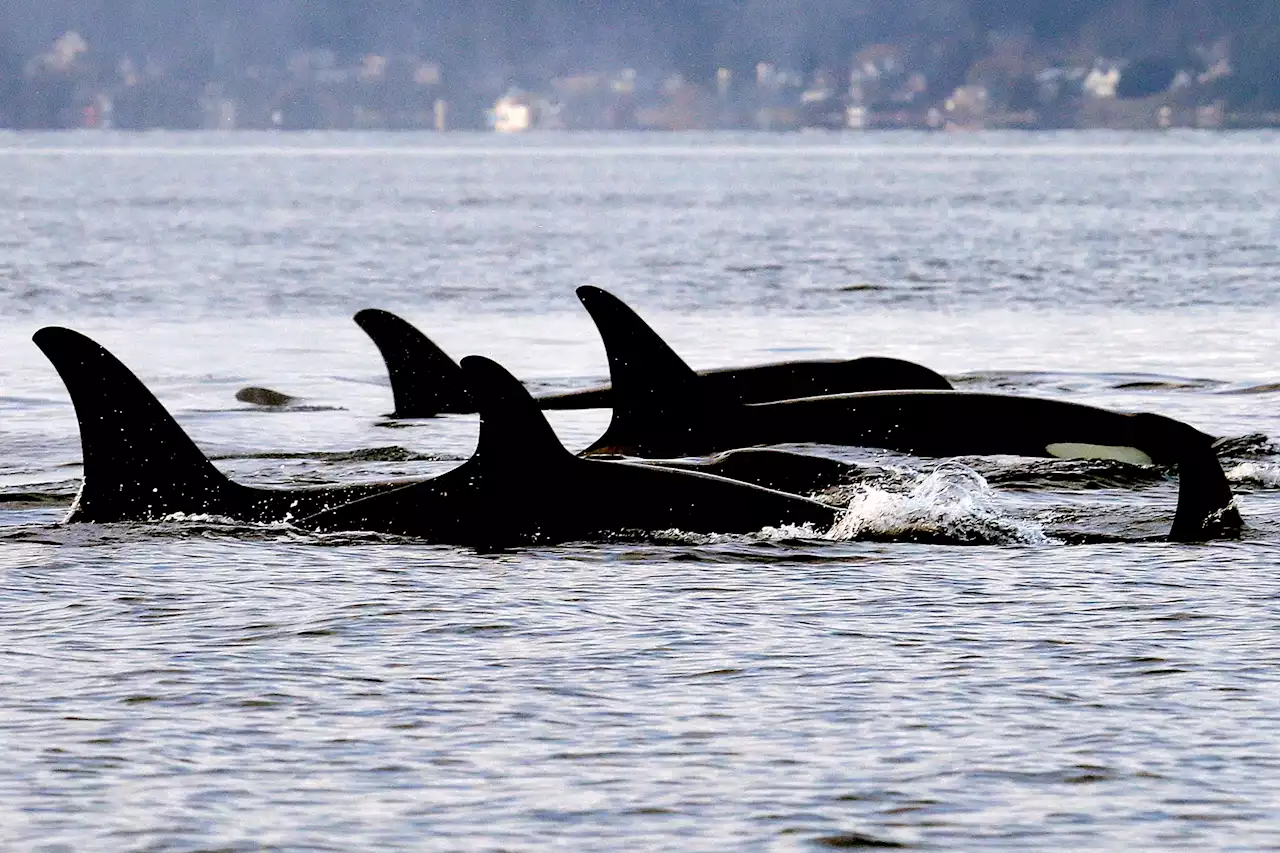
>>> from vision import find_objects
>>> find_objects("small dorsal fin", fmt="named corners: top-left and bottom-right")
top-left (459, 356), bottom-right (574, 469)
top-left (353, 308), bottom-right (473, 417)
top-left (235, 386), bottom-right (297, 407)
top-left (575, 286), bottom-right (721, 456)
top-left (32, 327), bottom-right (242, 522)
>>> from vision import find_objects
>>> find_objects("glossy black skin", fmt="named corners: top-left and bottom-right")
top-left (299, 450), bottom-right (841, 545)
top-left (353, 306), bottom-right (950, 418)
top-left (574, 286), bottom-right (1241, 543)
top-left (34, 326), bottom-right (845, 526)
top-left (34, 327), bottom-right (415, 524)
top-left (539, 357), bottom-right (952, 410)
top-left (34, 327), bottom-right (839, 545)
top-left (623, 448), bottom-right (856, 494)
top-left (298, 357), bottom-right (842, 546)
top-left (354, 308), bottom-right (474, 418)
top-left (593, 388), bottom-right (1205, 463)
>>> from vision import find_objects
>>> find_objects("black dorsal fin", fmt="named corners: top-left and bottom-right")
top-left (575, 286), bottom-right (722, 456)
top-left (354, 308), bottom-right (474, 417)
top-left (459, 356), bottom-right (575, 476)
top-left (32, 327), bottom-right (246, 522)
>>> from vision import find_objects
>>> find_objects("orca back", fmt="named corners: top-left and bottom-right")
top-left (301, 355), bottom-right (840, 544)
top-left (698, 357), bottom-right (952, 402)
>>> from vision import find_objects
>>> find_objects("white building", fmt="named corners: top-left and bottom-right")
top-left (492, 94), bottom-right (533, 132)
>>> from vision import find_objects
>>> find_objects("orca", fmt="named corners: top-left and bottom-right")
top-left (34, 328), bottom-right (840, 544)
top-left (33, 327), bottom-right (416, 524)
top-left (355, 305), bottom-right (861, 494)
top-left (353, 308), bottom-right (475, 417)
top-left (354, 305), bottom-right (951, 418)
top-left (297, 356), bottom-right (840, 545)
top-left (574, 285), bottom-right (1242, 542)
top-left (34, 326), bottom-right (848, 519)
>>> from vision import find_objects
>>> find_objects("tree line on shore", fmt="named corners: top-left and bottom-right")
top-left (2, 0), bottom-right (1278, 128)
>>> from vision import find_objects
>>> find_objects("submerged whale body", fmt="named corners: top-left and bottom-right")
top-left (34, 327), bottom-right (839, 545)
top-left (574, 285), bottom-right (1242, 543)
top-left (642, 448), bottom-right (857, 493)
top-left (297, 356), bottom-right (842, 544)
top-left (353, 306), bottom-right (951, 418)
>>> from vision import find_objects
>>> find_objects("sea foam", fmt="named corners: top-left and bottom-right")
top-left (826, 462), bottom-right (1050, 545)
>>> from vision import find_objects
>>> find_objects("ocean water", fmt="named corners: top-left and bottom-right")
top-left (1, 131), bottom-right (1278, 851)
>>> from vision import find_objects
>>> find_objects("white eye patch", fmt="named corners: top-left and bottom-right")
top-left (1045, 443), bottom-right (1154, 466)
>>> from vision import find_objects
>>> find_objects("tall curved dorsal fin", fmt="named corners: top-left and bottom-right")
top-left (353, 308), bottom-right (473, 417)
top-left (575, 285), bottom-right (722, 456)
top-left (32, 327), bottom-right (244, 522)
top-left (459, 355), bottom-right (574, 470)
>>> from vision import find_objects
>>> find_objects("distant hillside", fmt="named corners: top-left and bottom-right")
top-left (1, 0), bottom-right (1277, 107)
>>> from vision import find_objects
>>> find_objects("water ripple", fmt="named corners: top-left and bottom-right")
top-left (3, 132), bottom-right (1280, 851)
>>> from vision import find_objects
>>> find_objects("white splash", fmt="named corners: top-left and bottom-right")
top-left (1226, 462), bottom-right (1280, 488)
top-left (159, 512), bottom-right (237, 524)
top-left (647, 524), bottom-right (825, 545)
top-left (758, 523), bottom-right (826, 541)
top-left (826, 462), bottom-right (1050, 545)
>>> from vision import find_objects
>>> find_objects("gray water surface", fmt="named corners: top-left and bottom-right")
top-left (1, 131), bottom-right (1279, 851)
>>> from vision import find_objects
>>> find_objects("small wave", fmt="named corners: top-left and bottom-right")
top-left (159, 511), bottom-right (254, 525)
top-left (977, 458), bottom-right (1165, 490)
top-left (1226, 462), bottom-right (1280, 488)
top-left (610, 524), bottom-right (828, 547)
top-left (1217, 382), bottom-right (1280, 395)
top-left (1111, 378), bottom-right (1220, 391)
top-left (1214, 433), bottom-right (1278, 459)
top-left (302, 528), bottom-right (436, 547)
top-left (0, 489), bottom-right (76, 507)
top-left (951, 370), bottom-right (1223, 394)
top-left (827, 463), bottom-right (1050, 545)
top-left (0, 517), bottom-right (290, 546)
top-left (759, 522), bottom-right (827, 541)
top-left (211, 446), bottom-right (448, 463)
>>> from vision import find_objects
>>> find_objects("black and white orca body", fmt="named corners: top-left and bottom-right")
top-left (573, 286), bottom-right (1241, 543)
